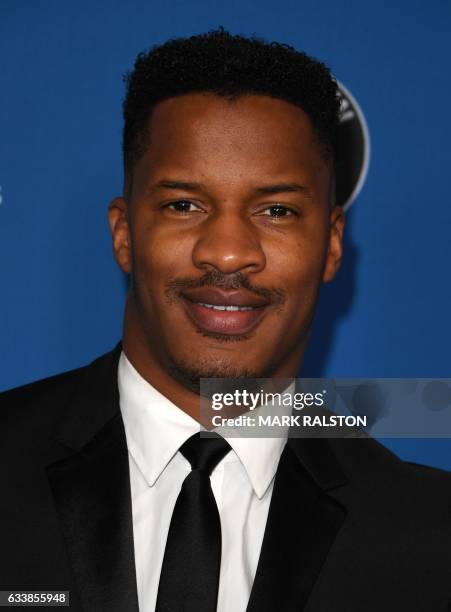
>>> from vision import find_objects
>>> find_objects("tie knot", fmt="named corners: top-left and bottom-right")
top-left (179, 433), bottom-right (231, 474)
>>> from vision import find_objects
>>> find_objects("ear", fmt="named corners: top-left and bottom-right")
top-left (108, 197), bottom-right (132, 274)
top-left (322, 205), bottom-right (345, 283)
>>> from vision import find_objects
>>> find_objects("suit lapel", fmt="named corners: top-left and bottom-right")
top-left (45, 345), bottom-right (139, 612)
top-left (246, 438), bottom-right (348, 612)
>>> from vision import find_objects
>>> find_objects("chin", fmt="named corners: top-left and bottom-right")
top-left (166, 354), bottom-right (267, 394)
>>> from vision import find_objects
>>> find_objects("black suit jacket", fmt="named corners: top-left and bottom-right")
top-left (2, 344), bottom-right (451, 611)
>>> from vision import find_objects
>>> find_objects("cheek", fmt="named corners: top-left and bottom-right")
top-left (131, 221), bottom-right (194, 288)
top-left (267, 227), bottom-right (328, 291)
top-left (262, 231), bottom-right (329, 337)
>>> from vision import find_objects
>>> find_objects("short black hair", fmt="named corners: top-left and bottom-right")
top-left (122, 28), bottom-right (340, 187)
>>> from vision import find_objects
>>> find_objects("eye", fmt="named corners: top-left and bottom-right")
top-left (259, 205), bottom-right (296, 218)
top-left (165, 200), bottom-right (203, 214)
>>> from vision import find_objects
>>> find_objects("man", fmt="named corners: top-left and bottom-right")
top-left (1, 29), bottom-right (451, 612)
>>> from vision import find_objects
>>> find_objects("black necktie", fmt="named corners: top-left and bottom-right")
top-left (155, 433), bottom-right (231, 612)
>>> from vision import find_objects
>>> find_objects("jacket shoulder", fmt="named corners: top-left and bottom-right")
top-left (0, 345), bottom-right (120, 443)
top-left (0, 365), bottom-right (87, 440)
top-left (329, 435), bottom-right (451, 506)
top-left (1, 366), bottom-right (85, 403)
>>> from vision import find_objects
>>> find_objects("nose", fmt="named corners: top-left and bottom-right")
top-left (192, 211), bottom-right (266, 275)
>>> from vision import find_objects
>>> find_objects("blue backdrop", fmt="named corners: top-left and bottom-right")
top-left (1, 1), bottom-right (451, 468)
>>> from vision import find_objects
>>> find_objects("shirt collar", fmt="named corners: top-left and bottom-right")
top-left (118, 351), bottom-right (288, 499)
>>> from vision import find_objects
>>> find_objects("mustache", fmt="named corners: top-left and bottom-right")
top-left (165, 269), bottom-right (286, 305)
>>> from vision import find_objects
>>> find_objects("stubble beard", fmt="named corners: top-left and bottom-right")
top-left (166, 350), bottom-right (276, 395)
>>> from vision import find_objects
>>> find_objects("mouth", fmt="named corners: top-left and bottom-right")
top-left (180, 288), bottom-right (270, 336)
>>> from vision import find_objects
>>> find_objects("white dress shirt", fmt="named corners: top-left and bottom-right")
top-left (118, 351), bottom-right (288, 612)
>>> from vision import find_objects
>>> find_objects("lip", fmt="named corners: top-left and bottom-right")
top-left (181, 287), bottom-right (269, 308)
top-left (181, 290), bottom-right (269, 336)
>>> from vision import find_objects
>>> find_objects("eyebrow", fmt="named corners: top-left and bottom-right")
top-left (254, 183), bottom-right (312, 197)
top-left (153, 179), bottom-right (312, 197)
top-left (153, 180), bottom-right (203, 192)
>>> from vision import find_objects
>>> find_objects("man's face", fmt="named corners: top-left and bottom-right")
top-left (110, 93), bottom-right (344, 387)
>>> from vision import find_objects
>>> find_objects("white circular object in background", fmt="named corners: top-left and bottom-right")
top-left (336, 81), bottom-right (371, 209)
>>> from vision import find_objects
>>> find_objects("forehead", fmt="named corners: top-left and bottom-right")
top-left (134, 93), bottom-right (330, 192)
